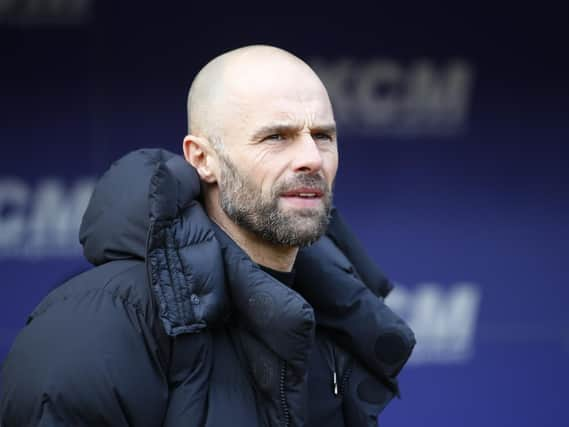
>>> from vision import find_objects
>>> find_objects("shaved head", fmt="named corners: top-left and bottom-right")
top-left (186, 45), bottom-right (331, 148)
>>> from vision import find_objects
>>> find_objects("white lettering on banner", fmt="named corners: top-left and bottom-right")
top-left (0, 179), bottom-right (28, 248)
top-left (310, 58), bottom-right (474, 136)
top-left (387, 283), bottom-right (482, 364)
top-left (0, 0), bottom-right (91, 24)
top-left (0, 177), bottom-right (95, 258)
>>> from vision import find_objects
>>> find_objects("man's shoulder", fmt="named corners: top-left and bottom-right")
top-left (30, 259), bottom-right (151, 322)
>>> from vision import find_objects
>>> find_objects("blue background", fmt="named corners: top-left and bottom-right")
top-left (1, 4), bottom-right (568, 426)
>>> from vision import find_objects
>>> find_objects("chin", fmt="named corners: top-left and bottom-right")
top-left (291, 218), bottom-right (328, 242)
top-left (282, 205), bottom-right (327, 217)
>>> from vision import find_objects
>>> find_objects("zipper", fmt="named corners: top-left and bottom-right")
top-left (331, 343), bottom-right (339, 396)
top-left (329, 340), bottom-right (352, 397)
top-left (333, 370), bottom-right (339, 396)
top-left (279, 361), bottom-right (290, 427)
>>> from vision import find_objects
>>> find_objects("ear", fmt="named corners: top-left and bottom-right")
top-left (183, 135), bottom-right (219, 183)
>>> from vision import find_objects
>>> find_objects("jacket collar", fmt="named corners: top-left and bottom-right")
top-left (211, 222), bottom-right (316, 369)
top-left (144, 152), bottom-right (413, 395)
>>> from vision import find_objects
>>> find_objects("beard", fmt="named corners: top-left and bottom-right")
top-left (217, 153), bottom-right (333, 247)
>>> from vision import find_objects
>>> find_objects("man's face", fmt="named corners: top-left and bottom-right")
top-left (214, 65), bottom-right (339, 247)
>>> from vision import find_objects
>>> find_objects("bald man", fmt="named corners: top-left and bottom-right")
top-left (1, 46), bottom-right (415, 427)
top-left (185, 46), bottom-right (338, 270)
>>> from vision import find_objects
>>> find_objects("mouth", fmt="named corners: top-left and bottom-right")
top-left (279, 187), bottom-right (325, 209)
top-left (280, 187), bottom-right (324, 198)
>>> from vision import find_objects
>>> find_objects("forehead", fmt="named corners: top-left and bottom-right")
top-left (225, 77), bottom-right (335, 132)
top-left (256, 95), bottom-right (333, 124)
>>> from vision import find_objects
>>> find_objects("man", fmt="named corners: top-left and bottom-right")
top-left (0, 45), bottom-right (415, 426)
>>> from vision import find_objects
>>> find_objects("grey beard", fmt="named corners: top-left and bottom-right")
top-left (217, 153), bottom-right (332, 247)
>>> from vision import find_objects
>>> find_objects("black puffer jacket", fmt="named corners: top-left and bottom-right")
top-left (0, 149), bottom-right (415, 427)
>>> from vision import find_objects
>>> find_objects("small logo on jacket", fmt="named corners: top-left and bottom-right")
top-left (248, 291), bottom-right (275, 327)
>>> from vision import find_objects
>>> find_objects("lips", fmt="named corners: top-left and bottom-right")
top-left (280, 187), bottom-right (324, 198)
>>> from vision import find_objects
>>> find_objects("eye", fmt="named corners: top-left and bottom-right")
top-left (313, 132), bottom-right (333, 142)
top-left (263, 134), bottom-right (286, 142)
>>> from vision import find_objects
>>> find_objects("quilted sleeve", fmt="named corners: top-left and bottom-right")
top-left (0, 289), bottom-right (169, 427)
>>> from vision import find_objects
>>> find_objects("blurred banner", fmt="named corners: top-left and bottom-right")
top-left (1, 5), bottom-right (567, 427)
top-left (0, 0), bottom-right (92, 25)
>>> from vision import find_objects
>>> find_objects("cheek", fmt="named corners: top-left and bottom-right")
top-left (248, 167), bottom-right (280, 197)
top-left (253, 159), bottom-right (289, 195)
top-left (323, 151), bottom-right (339, 184)
top-left (262, 173), bottom-right (283, 197)
top-left (236, 150), bottom-right (283, 193)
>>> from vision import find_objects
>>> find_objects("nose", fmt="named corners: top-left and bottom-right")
top-left (291, 134), bottom-right (324, 174)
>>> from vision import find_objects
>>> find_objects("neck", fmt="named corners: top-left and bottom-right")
top-left (204, 188), bottom-right (298, 272)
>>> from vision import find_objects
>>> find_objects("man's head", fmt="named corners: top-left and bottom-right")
top-left (183, 45), bottom-right (338, 248)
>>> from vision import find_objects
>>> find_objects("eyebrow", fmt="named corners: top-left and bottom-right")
top-left (250, 122), bottom-right (337, 140)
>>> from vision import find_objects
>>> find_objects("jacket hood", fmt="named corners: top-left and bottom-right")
top-left (79, 149), bottom-right (200, 266)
